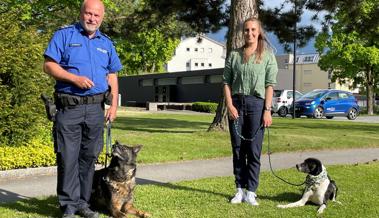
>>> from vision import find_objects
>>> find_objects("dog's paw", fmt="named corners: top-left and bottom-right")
top-left (142, 212), bottom-right (151, 217)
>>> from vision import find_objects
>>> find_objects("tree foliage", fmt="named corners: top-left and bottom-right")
top-left (315, 0), bottom-right (379, 114)
top-left (116, 29), bottom-right (180, 75)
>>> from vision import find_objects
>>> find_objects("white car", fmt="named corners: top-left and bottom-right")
top-left (272, 89), bottom-right (303, 117)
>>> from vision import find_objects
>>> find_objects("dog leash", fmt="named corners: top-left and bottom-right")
top-left (233, 119), bottom-right (305, 186)
top-left (105, 121), bottom-right (112, 168)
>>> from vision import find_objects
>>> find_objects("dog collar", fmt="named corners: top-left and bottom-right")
top-left (305, 165), bottom-right (328, 191)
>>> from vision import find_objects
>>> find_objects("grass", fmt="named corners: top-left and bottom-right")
top-left (1, 161), bottom-right (378, 218)
top-left (110, 109), bottom-right (379, 164)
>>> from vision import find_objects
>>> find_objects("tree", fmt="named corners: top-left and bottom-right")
top-left (116, 30), bottom-right (180, 75)
top-left (315, 0), bottom-right (379, 115)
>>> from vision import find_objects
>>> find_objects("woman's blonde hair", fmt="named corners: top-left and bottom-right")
top-left (243, 17), bottom-right (270, 63)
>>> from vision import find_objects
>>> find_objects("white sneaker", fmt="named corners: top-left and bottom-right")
top-left (245, 191), bottom-right (259, 206)
top-left (230, 188), bottom-right (245, 204)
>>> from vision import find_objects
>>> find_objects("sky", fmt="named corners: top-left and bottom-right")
top-left (206, 0), bottom-right (323, 55)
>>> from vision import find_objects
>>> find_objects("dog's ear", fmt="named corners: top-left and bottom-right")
top-left (133, 145), bottom-right (143, 154)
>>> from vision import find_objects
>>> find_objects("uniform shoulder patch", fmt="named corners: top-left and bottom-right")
top-left (100, 32), bottom-right (115, 43)
top-left (58, 24), bottom-right (74, 30)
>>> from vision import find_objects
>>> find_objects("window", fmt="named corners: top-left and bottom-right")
top-left (303, 56), bottom-right (314, 62)
top-left (208, 75), bottom-right (222, 83)
top-left (157, 78), bottom-right (176, 86)
top-left (339, 92), bottom-right (349, 99)
top-left (181, 76), bottom-right (205, 85)
top-left (201, 63), bottom-right (204, 67)
top-left (208, 48), bottom-right (213, 53)
top-left (326, 92), bottom-right (338, 100)
top-left (186, 62), bottom-right (190, 67)
top-left (186, 48), bottom-right (190, 52)
top-left (209, 63), bottom-right (212, 67)
top-left (296, 57), bottom-right (300, 63)
top-left (194, 48), bottom-right (198, 52)
top-left (287, 91), bottom-right (293, 98)
top-left (195, 63), bottom-right (198, 67)
top-left (303, 82), bottom-right (312, 87)
top-left (141, 79), bottom-right (154, 87)
top-left (304, 70), bottom-right (312, 75)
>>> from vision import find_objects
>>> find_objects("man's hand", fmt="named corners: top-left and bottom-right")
top-left (73, 76), bottom-right (94, 89)
top-left (105, 105), bottom-right (117, 122)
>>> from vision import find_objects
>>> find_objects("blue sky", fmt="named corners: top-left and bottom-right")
top-left (206, 0), bottom-right (323, 55)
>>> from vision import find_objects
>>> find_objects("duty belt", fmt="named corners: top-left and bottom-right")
top-left (54, 92), bottom-right (105, 107)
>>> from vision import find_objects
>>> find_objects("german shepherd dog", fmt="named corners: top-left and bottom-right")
top-left (90, 142), bottom-right (150, 217)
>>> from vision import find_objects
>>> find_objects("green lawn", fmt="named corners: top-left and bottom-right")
top-left (1, 162), bottom-right (378, 218)
top-left (109, 110), bottom-right (379, 164)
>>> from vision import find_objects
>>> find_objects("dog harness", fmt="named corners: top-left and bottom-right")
top-left (305, 165), bottom-right (328, 191)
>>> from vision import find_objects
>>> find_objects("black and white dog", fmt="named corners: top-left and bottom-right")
top-left (277, 158), bottom-right (339, 214)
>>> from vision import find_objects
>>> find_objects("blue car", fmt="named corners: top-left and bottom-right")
top-left (293, 89), bottom-right (360, 120)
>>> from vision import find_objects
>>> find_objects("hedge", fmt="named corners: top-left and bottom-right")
top-left (192, 102), bottom-right (218, 113)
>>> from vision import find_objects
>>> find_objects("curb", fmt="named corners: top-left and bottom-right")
top-left (0, 166), bottom-right (57, 182)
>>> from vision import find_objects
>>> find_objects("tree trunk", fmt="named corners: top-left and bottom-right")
top-left (366, 66), bottom-right (374, 115)
top-left (208, 0), bottom-right (258, 132)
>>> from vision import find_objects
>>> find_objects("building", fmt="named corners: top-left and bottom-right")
top-left (118, 69), bottom-right (224, 107)
top-left (275, 53), bottom-right (355, 93)
top-left (166, 35), bottom-right (226, 72)
top-left (119, 53), bottom-right (358, 107)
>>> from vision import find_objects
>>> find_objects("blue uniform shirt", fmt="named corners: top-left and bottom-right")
top-left (44, 23), bottom-right (123, 96)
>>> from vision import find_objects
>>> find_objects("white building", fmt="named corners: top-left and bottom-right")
top-left (166, 35), bottom-right (226, 72)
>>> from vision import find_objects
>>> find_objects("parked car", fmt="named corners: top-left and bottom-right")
top-left (293, 89), bottom-right (360, 120)
top-left (272, 89), bottom-right (303, 117)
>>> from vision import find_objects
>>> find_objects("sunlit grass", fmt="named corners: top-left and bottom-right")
top-left (1, 162), bottom-right (378, 218)
top-left (106, 109), bottom-right (379, 164)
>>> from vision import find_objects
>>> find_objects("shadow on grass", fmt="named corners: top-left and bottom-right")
top-left (137, 178), bottom-right (229, 199)
top-left (0, 195), bottom-right (60, 218)
top-left (112, 117), bottom-right (208, 133)
top-left (260, 191), bottom-right (302, 202)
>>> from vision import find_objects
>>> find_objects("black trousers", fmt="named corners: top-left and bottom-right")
top-left (228, 95), bottom-right (265, 192)
top-left (53, 104), bottom-right (104, 214)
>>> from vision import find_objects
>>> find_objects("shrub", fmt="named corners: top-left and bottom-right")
top-left (0, 9), bottom-right (54, 146)
top-left (192, 102), bottom-right (218, 113)
top-left (359, 105), bottom-right (379, 115)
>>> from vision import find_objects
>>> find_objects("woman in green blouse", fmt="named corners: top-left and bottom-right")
top-left (223, 17), bottom-right (278, 206)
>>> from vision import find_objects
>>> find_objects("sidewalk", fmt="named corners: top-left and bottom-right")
top-left (1, 148), bottom-right (378, 204)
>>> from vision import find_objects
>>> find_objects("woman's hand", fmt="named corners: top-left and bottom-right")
top-left (262, 110), bottom-right (272, 127)
top-left (227, 105), bottom-right (239, 120)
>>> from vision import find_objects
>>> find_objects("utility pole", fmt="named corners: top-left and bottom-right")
top-left (292, 0), bottom-right (297, 119)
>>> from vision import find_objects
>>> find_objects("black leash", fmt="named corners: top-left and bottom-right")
top-left (104, 121), bottom-right (112, 168)
top-left (233, 119), bottom-right (305, 186)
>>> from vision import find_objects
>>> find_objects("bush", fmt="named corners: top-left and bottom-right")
top-left (0, 9), bottom-right (54, 146)
top-left (359, 105), bottom-right (379, 115)
top-left (192, 102), bottom-right (218, 113)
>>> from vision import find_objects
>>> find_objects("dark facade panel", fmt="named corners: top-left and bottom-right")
top-left (118, 69), bottom-right (224, 106)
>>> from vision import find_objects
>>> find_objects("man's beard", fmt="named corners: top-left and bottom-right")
top-left (80, 20), bottom-right (100, 34)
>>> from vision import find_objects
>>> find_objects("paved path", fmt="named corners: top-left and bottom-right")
top-left (1, 148), bottom-right (378, 204)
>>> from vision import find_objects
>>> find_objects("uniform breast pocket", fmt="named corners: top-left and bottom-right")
top-left (94, 48), bottom-right (110, 70)
top-left (65, 46), bottom-right (89, 64)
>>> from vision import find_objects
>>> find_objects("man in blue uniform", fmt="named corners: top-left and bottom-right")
top-left (43, 0), bottom-right (122, 217)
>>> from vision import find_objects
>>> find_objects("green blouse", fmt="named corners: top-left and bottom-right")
top-left (223, 48), bottom-right (278, 99)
